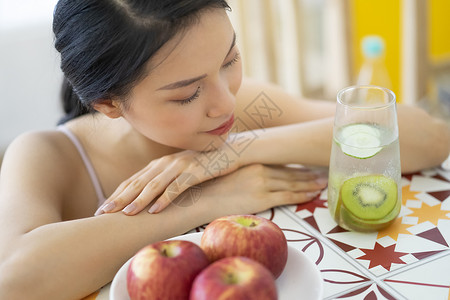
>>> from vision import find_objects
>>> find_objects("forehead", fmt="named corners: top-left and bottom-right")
top-left (139, 8), bottom-right (234, 88)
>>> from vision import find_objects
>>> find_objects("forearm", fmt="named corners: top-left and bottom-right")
top-left (235, 106), bottom-right (450, 173)
top-left (0, 204), bottom-right (208, 300)
top-left (397, 105), bottom-right (450, 173)
top-left (238, 117), bottom-right (334, 168)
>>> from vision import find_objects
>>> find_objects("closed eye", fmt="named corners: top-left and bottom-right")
top-left (176, 86), bottom-right (201, 105)
top-left (222, 52), bottom-right (240, 69)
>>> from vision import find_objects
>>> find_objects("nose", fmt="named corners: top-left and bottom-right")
top-left (207, 84), bottom-right (236, 118)
top-left (206, 79), bottom-right (235, 119)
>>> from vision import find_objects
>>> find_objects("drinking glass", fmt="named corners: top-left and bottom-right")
top-left (327, 85), bottom-right (401, 232)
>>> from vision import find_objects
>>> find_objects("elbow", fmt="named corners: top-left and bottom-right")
top-left (430, 118), bottom-right (450, 166)
top-left (400, 118), bottom-right (450, 174)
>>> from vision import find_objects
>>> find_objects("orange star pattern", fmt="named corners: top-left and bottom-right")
top-left (402, 185), bottom-right (421, 205)
top-left (408, 202), bottom-right (450, 226)
top-left (377, 217), bottom-right (414, 240)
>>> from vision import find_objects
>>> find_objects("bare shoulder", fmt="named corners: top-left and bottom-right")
top-left (0, 130), bottom-right (84, 233)
top-left (1, 129), bottom-right (88, 203)
top-left (235, 78), bottom-right (336, 130)
top-left (2, 129), bottom-right (78, 179)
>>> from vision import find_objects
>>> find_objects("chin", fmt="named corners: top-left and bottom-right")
top-left (156, 132), bottom-right (230, 153)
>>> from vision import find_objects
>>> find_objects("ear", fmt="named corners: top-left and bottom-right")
top-left (92, 99), bottom-right (122, 119)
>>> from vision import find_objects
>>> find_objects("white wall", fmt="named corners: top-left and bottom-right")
top-left (0, 0), bottom-right (62, 153)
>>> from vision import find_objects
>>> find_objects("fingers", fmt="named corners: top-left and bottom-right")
top-left (94, 147), bottom-right (243, 216)
top-left (262, 165), bottom-right (327, 207)
top-left (120, 173), bottom-right (168, 215)
top-left (147, 171), bottom-right (203, 213)
top-left (94, 162), bottom-right (158, 215)
top-left (119, 159), bottom-right (214, 215)
top-left (122, 171), bottom-right (200, 215)
top-left (269, 190), bottom-right (322, 206)
top-left (94, 161), bottom-right (328, 217)
top-left (266, 176), bottom-right (327, 192)
top-left (96, 160), bottom-right (182, 215)
top-left (268, 167), bottom-right (317, 181)
top-left (264, 165), bottom-right (327, 181)
top-left (97, 169), bottom-right (200, 216)
top-left (108, 161), bottom-right (158, 200)
top-left (95, 170), bottom-right (162, 216)
top-left (262, 165), bottom-right (327, 191)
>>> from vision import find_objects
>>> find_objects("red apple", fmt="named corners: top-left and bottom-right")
top-left (127, 240), bottom-right (209, 300)
top-left (200, 214), bottom-right (288, 278)
top-left (190, 256), bottom-right (277, 300)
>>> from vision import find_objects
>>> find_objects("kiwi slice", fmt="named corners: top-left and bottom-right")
top-left (340, 175), bottom-right (398, 220)
top-left (339, 202), bottom-right (401, 232)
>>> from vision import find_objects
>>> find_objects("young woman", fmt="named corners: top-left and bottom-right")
top-left (0, 0), bottom-right (448, 299)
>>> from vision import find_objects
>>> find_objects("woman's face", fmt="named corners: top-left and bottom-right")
top-left (119, 8), bottom-right (242, 151)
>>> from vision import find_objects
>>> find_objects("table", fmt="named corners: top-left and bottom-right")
top-left (88, 166), bottom-right (450, 300)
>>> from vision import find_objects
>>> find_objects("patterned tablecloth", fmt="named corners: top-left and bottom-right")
top-left (88, 166), bottom-right (450, 300)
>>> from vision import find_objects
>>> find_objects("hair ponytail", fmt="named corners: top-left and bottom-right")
top-left (58, 77), bottom-right (93, 124)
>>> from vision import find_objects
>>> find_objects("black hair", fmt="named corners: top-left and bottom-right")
top-left (53, 0), bottom-right (230, 124)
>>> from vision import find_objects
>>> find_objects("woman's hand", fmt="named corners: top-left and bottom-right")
top-left (95, 141), bottom-right (242, 216)
top-left (194, 164), bottom-right (328, 218)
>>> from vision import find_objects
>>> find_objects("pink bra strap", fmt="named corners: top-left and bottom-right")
top-left (57, 125), bottom-right (106, 206)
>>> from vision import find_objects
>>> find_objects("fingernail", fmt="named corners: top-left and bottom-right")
top-left (102, 202), bottom-right (116, 213)
top-left (94, 206), bottom-right (104, 216)
top-left (122, 203), bottom-right (136, 214)
top-left (148, 203), bottom-right (160, 214)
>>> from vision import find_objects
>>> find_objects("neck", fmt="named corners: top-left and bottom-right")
top-left (108, 117), bottom-right (181, 163)
top-left (76, 114), bottom-right (180, 168)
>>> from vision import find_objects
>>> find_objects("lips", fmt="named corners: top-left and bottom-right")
top-left (206, 115), bottom-right (235, 136)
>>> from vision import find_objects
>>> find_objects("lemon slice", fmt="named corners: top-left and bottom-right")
top-left (337, 124), bottom-right (383, 159)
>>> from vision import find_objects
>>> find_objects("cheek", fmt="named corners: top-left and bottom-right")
top-left (152, 106), bottom-right (203, 134)
top-left (167, 114), bottom-right (198, 131)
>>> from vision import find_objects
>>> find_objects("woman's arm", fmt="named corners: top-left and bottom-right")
top-left (234, 77), bottom-right (336, 128)
top-left (235, 78), bottom-right (450, 173)
top-left (396, 105), bottom-right (450, 173)
top-left (237, 109), bottom-right (449, 174)
top-left (98, 79), bottom-right (450, 215)
top-left (237, 117), bottom-right (334, 168)
top-left (0, 208), bottom-right (203, 300)
top-left (0, 133), bottom-right (325, 299)
top-left (0, 133), bottom-right (200, 299)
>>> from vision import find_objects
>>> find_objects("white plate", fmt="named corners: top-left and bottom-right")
top-left (110, 232), bottom-right (323, 300)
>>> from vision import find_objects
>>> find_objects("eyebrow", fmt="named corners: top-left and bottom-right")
top-left (157, 32), bottom-right (237, 91)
